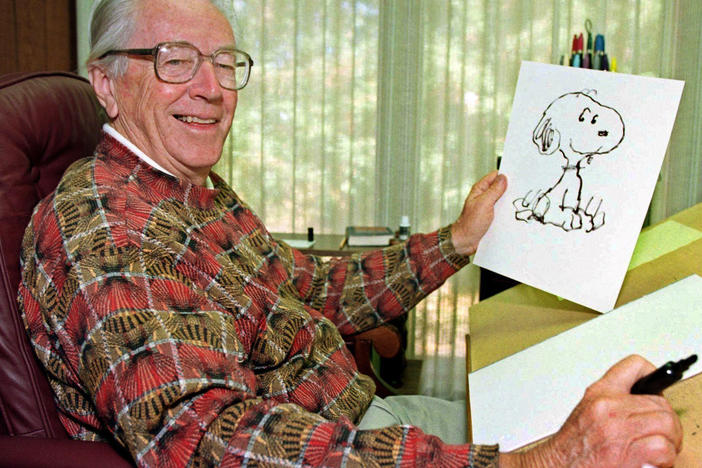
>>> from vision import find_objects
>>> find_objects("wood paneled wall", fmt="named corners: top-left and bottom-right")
top-left (0, 0), bottom-right (76, 75)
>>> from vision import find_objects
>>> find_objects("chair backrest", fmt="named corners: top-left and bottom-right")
top-left (0, 71), bottom-right (106, 437)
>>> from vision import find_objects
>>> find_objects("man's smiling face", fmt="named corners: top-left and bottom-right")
top-left (109, 0), bottom-right (238, 185)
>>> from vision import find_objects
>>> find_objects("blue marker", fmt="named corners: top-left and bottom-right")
top-left (594, 34), bottom-right (606, 70)
top-left (594, 34), bottom-right (605, 54)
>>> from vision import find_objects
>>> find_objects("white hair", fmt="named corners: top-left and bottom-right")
top-left (86, 0), bottom-right (237, 77)
top-left (86, 0), bottom-right (140, 77)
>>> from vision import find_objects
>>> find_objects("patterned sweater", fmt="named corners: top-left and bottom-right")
top-left (19, 134), bottom-right (499, 467)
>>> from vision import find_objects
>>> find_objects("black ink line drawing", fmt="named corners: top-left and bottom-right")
top-left (513, 90), bottom-right (625, 232)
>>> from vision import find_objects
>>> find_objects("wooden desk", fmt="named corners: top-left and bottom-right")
top-left (272, 232), bottom-right (384, 257)
top-left (467, 202), bottom-right (702, 465)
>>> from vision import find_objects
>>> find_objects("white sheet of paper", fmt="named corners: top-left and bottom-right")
top-left (281, 239), bottom-right (316, 249)
top-left (469, 275), bottom-right (702, 451)
top-left (473, 61), bottom-right (684, 312)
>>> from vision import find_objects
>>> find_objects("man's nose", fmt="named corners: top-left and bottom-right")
top-left (598, 130), bottom-right (609, 137)
top-left (189, 59), bottom-right (223, 100)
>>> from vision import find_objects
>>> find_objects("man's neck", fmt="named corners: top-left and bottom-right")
top-left (102, 124), bottom-right (177, 178)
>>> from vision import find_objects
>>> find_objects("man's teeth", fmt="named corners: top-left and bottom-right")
top-left (176, 115), bottom-right (216, 124)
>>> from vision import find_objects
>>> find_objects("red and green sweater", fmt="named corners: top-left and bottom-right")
top-left (19, 133), bottom-right (499, 467)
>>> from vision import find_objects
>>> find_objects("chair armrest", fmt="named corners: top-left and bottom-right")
top-left (345, 325), bottom-right (403, 397)
top-left (0, 435), bottom-right (133, 468)
top-left (352, 325), bottom-right (402, 358)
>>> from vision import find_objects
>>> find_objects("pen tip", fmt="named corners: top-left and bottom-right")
top-left (681, 354), bottom-right (698, 370)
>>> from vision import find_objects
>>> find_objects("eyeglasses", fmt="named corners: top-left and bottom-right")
top-left (99, 41), bottom-right (254, 91)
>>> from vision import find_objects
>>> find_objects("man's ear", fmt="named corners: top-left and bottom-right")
top-left (88, 65), bottom-right (119, 119)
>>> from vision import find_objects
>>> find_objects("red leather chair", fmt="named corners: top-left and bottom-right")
top-left (0, 71), bottom-right (132, 467)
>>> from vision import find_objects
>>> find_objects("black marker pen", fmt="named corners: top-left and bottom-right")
top-left (630, 354), bottom-right (698, 395)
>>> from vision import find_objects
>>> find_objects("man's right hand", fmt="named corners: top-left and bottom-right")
top-left (499, 355), bottom-right (683, 467)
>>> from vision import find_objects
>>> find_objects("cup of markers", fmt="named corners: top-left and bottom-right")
top-left (562, 19), bottom-right (616, 72)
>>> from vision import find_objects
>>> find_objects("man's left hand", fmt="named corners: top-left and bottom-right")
top-left (449, 170), bottom-right (507, 256)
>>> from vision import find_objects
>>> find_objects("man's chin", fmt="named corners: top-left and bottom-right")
top-left (182, 158), bottom-right (222, 174)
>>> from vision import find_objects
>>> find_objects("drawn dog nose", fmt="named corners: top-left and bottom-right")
top-left (598, 130), bottom-right (609, 137)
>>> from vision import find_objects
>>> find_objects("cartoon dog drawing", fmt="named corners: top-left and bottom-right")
top-left (513, 91), bottom-right (625, 232)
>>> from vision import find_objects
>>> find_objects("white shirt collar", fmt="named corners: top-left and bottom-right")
top-left (102, 124), bottom-right (176, 177)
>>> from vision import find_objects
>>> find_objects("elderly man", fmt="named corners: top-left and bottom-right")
top-left (18, 0), bottom-right (682, 466)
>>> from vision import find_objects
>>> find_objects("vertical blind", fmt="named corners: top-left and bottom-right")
top-left (222, 0), bottom-right (380, 234)
top-left (77, 0), bottom-right (702, 399)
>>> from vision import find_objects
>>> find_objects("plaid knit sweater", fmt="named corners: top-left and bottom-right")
top-left (19, 134), bottom-right (499, 467)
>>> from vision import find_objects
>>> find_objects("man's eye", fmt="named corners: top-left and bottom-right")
top-left (216, 63), bottom-right (235, 72)
top-left (165, 58), bottom-right (193, 67)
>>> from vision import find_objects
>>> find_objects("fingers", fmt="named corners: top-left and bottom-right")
top-left (628, 435), bottom-right (679, 468)
top-left (628, 405), bottom-right (684, 453)
top-left (546, 355), bottom-right (684, 467)
top-left (552, 393), bottom-right (683, 467)
top-left (450, 171), bottom-right (507, 256)
top-left (470, 170), bottom-right (500, 194)
top-left (484, 173), bottom-right (508, 203)
top-left (588, 355), bottom-right (681, 447)
top-left (605, 398), bottom-right (684, 454)
top-left (596, 355), bottom-right (657, 393)
top-left (468, 171), bottom-right (507, 203)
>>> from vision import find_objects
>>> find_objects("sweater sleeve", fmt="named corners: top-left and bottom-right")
top-left (20, 234), bottom-right (498, 467)
top-left (278, 226), bottom-right (471, 335)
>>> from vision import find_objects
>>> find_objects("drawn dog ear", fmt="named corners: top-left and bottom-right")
top-left (532, 115), bottom-right (560, 155)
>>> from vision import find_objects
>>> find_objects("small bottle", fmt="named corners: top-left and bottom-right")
top-left (398, 215), bottom-right (410, 241)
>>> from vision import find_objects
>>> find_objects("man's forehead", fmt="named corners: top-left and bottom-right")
top-left (131, 0), bottom-right (235, 48)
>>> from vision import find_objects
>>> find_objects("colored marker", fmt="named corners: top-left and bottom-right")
top-left (572, 53), bottom-right (581, 68)
top-left (594, 34), bottom-right (605, 70)
top-left (570, 34), bottom-right (578, 65)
